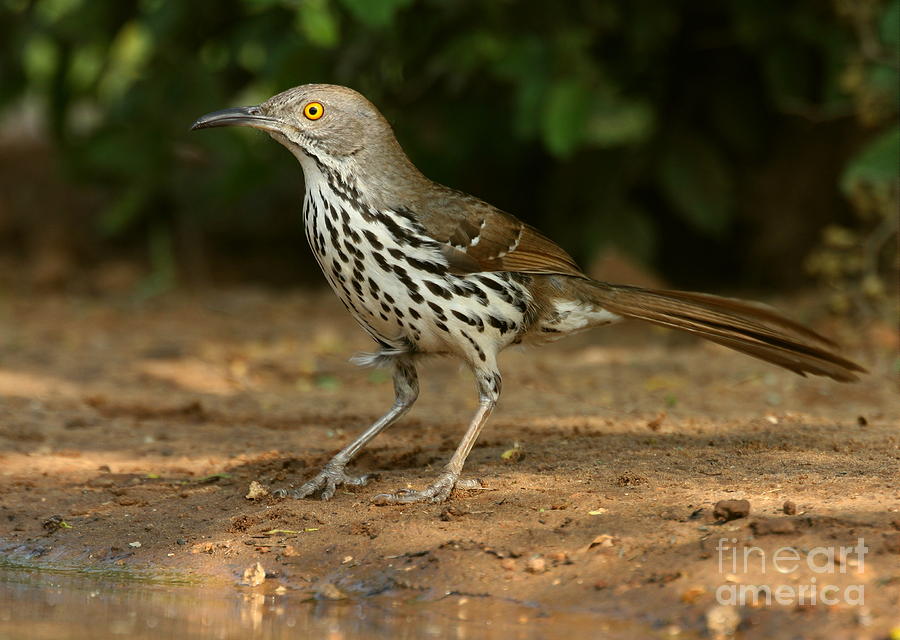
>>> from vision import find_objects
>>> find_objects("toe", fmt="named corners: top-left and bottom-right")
top-left (428, 484), bottom-right (453, 503)
top-left (319, 476), bottom-right (340, 500)
top-left (343, 472), bottom-right (376, 487)
top-left (370, 491), bottom-right (399, 506)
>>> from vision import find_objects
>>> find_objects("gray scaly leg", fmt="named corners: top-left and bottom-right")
top-left (275, 357), bottom-right (418, 500)
top-left (371, 369), bottom-right (500, 505)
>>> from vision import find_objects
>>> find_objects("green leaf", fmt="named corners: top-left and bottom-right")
top-left (867, 63), bottom-right (900, 109)
top-left (658, 132), bottom-right (734, 237)
top-left (584, 96), bottom-right (655, 148)
top-left (97, 185), bottom-right (148, 236)
top-left (22, 34), bottom-right (58, 86)
top-left (881, 0), bottom-right (900, 48)
top-left (99, 20), bottom-right (154, 100)
top-left (841, 124), bottom-right (900, 193)
top-left (315, 374), bottom-right (340, 390)
top-left (337, 0), bottom-right (412, 27)
top-left (541, 79), bottom-right (591, 157)
top-left (297, 0), bottom-right (339, 48)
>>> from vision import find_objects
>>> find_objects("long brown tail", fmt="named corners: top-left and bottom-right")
top-left (584, 281), bottom-right (866, 382)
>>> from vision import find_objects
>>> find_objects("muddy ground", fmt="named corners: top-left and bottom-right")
top-left (0, 288), bottom-right (897, 638)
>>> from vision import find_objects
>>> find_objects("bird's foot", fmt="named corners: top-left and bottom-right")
top-left (273, 462), bottom-right (376, 500)
top-left (370, 472), bottom-right (482, 505)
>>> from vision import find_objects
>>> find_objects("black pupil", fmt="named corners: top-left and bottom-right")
top-left (309, 106), bottom-right (318, 115)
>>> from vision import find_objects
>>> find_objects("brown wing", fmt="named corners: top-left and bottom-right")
top-left (407, 185), bottom-right (586, 278)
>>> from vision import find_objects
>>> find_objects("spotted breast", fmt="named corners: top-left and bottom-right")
top-left (301, 161), bottom-right (532, 367)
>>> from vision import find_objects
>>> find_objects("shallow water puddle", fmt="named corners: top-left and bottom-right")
top-left (0, 561), bottom-right (666, 640)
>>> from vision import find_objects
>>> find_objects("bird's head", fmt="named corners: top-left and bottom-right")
top-left (191, 83), bottom-right (397, 165)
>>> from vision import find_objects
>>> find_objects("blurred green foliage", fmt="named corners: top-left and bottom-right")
top-left (0, 0), bottom-right (896, 290)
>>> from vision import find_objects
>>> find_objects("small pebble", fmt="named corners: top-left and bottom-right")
top-left (525, 557), bottom-right (546, 574)
top-left (782, 500), bottom-right (797, 515)
top-left (588, 534), bottom-right (615, 549)
top-left (316, 582), bottom-right (347, 600)
top-left (128, 541), bottom-right (141, 548)
top-left (750, 519), bottom-right (797, 536)
top-left (713, 500), bottom-right (750, 522)
top-left (706, 604), bottom-right (740, 639)
top-left (245, 481), bottom-right (269, 500)
top-left (241, 562), bottom-right (266, 587)
top-left (681, 586), bottom-right (706, 603)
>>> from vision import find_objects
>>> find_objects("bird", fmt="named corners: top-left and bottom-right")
top-left (191, 84), bottom-right (865, 505)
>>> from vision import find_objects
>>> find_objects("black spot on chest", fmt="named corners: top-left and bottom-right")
top-left (424, 280), bottom-right (452, 300)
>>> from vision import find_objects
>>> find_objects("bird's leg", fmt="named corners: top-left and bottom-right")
top-left (372, 369), bottom-right (501, 505)
top-left (275, 357), bottom-right (418, 500)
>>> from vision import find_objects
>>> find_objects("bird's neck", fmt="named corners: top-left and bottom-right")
top-left (278, 133), bottom-right (429, 212)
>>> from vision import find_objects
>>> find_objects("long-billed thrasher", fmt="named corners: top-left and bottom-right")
top-left (191, 84), bottom-right (865, 505)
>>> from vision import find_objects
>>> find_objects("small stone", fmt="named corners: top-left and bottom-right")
top-left (245, 481), bottom-right (269, 500)
top-left (500, 558), bottom-right (516, 571)
top-left (782, 500), bottom-right (797, 515)
top-left (663, 624), bottom-right (682, 637)
top-left (525, 556), bottom-right (546, 574)
top-left (706, 604), bottom-right (740, 639)
top-left (588, 534), bottom-right (615, 549)
top-left (593, 579), bottom-right (609, 590)
top-left (241, 562), bottom-right (266, 587)
top-left (176, 538), bottom-right (187, 545)
top-left (713, 500), bottom-right (750, 522)
top-left (316, 582), bottom-right (347, 600)
top-left (128, 541), bottom-right (141, 548)
top-left (681, 586), bottom-right (707, 603)
top-left (751, 519), bottom-right (797, 536)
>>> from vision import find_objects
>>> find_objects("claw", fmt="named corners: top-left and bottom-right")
top-left (371, 473), bottom-right (482, 505)
top-left (274, 464), bottom-right (376, 501)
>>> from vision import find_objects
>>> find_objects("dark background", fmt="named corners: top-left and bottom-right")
top-left (0, 0), bottom-right (896, 303)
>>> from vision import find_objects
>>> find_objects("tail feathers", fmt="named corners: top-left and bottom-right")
top-left (585, 281), bottom-right (866, 383)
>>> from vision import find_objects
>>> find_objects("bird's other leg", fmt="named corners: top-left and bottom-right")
top-left (372, 368), bottom-right (501, 505)
top-left (274, 357), bottom-right (418, 500)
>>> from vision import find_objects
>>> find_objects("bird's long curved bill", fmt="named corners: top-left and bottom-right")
top-left (190, 106), bottom-right (280, 131)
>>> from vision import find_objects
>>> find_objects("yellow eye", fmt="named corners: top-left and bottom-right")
top-left (303, 101), bottom-right (324, 120)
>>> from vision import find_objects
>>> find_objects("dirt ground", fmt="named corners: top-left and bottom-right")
top-left (0, 288), bottom-right (898, 638)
